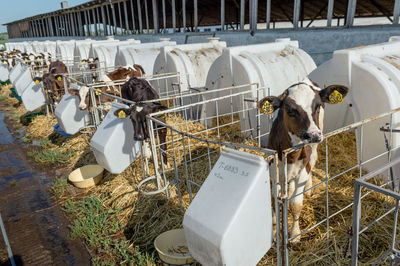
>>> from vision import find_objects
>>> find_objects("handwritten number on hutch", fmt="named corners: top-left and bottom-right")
top-left (214, 162), bottom-right (250, 180)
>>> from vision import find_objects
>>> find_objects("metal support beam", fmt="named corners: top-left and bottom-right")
top-left (38, 20), bottom-right (43, 37)
top-left (345, 0), bottom-right (357, 27)
top-left (240, 0), bottom-right (244, 30)
top-left (78, 12), bottom-right (83, 36)
top-left (394, 0), bottom-right (400, 24)
top-left (137, 0), bottom-right (143, 33)
top-left (182, 0), bottom-right (186, 32)
top-left (144, 0), bottom-right (149, 32)
top-left (266, 0), bottom-right (271, 29)
top-left (130, 0), bottom-right (136, 33)
top-left (42, 19), bottom-right (47, 37)
top-left (162, 0), bottom-right (167, 32)
top-left (54, 17), bottom-right (59, 36)
top-left (194, 0), bottom-right (198, 31)
top-left (172, 0), bottom-right (176, 32)
top-left (87, 10), bottom-right (92, 36)
top-left (123, 1), bottom-right (130, 34)
top-left (84, 10), bottom-right (89, 36)
top-left (250, 0), bottom-right (258, 31)
top-left (47, 17), bottom-right (53, 37)
top-left (293, 0), bottom-right (300, 28)
top-left (101, 5), bottom-right (108, 36)
top-left (118, 1), bottom-right (123, 34)
top-left (65, 15), bottom-right (70, 36)
top-left (93, 8), bottom-right (98, 36)
top-left (110, 0), bottom-right (117, 35)
top-left (152, 0), bottom-right (159, 33)
top-left (221, 0), bottom-right (225, 30)
top-left (105, 4), bottom-right (111, 35)
top-left (327, 0), bottom-right (334, 27)
top-left (70, 13), bottom-right (76, 36)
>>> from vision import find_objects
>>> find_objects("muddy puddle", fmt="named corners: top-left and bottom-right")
top-left (0, 112), bottom-right (90, 265)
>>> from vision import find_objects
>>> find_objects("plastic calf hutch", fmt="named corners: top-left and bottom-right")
top-left (114, 39), bottom-right (176, 74)
top-left (204, 38), bottom-right (316, 147)
top-left (309, 37), bottom-right (400, 175)
top-left (152, 38), bottom-right (226, 97)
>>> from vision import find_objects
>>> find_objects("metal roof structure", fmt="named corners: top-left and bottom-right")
top-left (4, 0), bottom-right (400, 39)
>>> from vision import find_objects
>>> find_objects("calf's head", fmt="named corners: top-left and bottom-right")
top-left (114, 102), bottom-right (167, 141)
top-left (68, 85), bottom-right (91, 110)
top-left (258, 81), bottom-right (349, 144)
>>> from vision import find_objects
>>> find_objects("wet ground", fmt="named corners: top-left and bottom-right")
top-left (0, 112), bottom-right (91, 265)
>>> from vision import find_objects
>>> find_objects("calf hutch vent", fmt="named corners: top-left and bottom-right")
top-left (204, 38), bottom-right (316, 146)
top-left (90, 102), bottom-right (141, 174)
top-left (153, 37), bottom-right (226, 95)
top-left (55, 90), bottom-right (91, 135)
top-left (183, 148), bottom-right (272, 266)
top-left (309, 37), bottom-right (400, 175)
top-left (114, 39), bottom-right (177, 74)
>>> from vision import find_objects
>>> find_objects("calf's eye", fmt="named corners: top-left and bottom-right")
top-left (286, 105), bottom-right (298, 117)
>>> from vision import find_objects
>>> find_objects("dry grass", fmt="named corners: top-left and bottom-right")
top-left (4, 83), bottom-right (397, 265)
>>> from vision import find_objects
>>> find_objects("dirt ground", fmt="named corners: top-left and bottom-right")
top-left (0, 95), bottom-right (91, 265)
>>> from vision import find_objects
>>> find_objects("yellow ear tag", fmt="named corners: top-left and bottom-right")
top-left (95, 91), bottom-right (101, 96)
top-left (329, 90), bottom-right (343, 104)
top-left (34, 80), bottom-right (40, 85)
top-left (37, 57), bottom-right (41, 61)
top-left (82, 60), bottom-right (86, 65)
top-left (57, 76), bottom-right (62, 82)
top-left (261, 101), bottom-right (274, 115)
top-left (24, 58), bottom-right (28, 62)
top-left (118, 110), bottom-right (126, 119)
top-left (3, 61), bottom-right (6, 64)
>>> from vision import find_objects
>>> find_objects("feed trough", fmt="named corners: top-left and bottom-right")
top-left (68, 164), bottom-right (104, 189)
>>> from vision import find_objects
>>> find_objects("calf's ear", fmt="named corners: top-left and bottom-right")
top-left (55, 74), bottom-right (63, 82)
top-left (114, 108), bottom-right (131, 119)
top-left (33, 77), bottom-right (42, 85)
top-left (320, 85), bottom-right (349, 104)
top-left (257, 96), bottom-right (282, 115)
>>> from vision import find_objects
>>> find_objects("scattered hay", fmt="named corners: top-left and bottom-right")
top-left (15, 94), bottom-right (397, 265)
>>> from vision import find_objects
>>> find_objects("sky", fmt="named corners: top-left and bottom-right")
top-left (0, 0), bottom-right (90, 33)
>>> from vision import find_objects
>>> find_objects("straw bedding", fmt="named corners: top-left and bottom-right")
top-left (3, 81), bottom-right (397, 265)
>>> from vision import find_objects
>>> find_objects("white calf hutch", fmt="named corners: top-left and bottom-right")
top-left (204, 38), bottom-right (316, 146)
top-left (114, 39), bottom-right (177, 74)
top-left (56, 40), bottom-right (76, 62)
top-left (309, 38), bottom-right (400, 176)
top-left (152, 38), bottom-right (226, 97)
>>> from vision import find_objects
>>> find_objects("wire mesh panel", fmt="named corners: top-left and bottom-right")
top-left (144, 88), bottom-right (400, 265)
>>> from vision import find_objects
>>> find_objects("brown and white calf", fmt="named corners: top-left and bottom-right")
top-left (70, 66), bottom-right (145, 110)
top-left (257, 78), bottom-right (349, 243)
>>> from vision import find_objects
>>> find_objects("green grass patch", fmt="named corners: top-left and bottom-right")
top-left (27, 148), bottom-right (74, 164)
top-left (64, 196), bottom-right (155, 265)
top-left (50, 177), bottom-right (68, 197)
